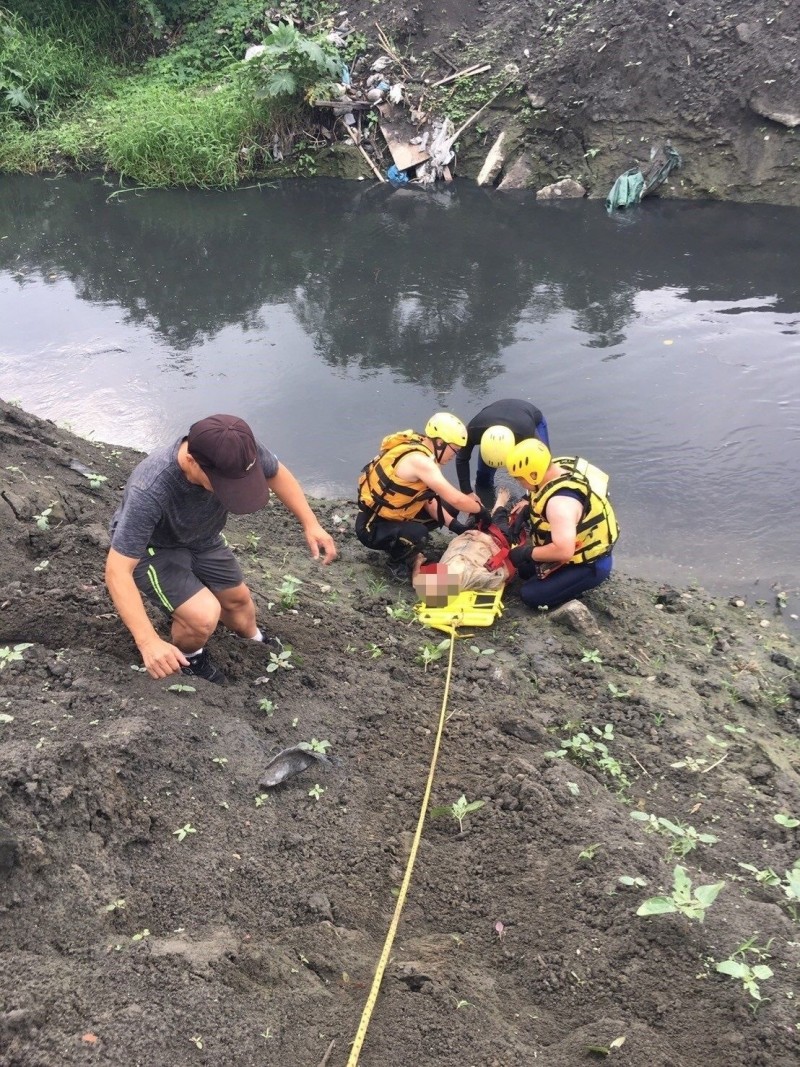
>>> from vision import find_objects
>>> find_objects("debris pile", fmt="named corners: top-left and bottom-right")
top-left (309, 20), bottom-right (516, 186)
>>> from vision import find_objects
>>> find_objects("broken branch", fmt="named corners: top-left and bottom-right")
top-left (339, 119), bottom-right (386, 182)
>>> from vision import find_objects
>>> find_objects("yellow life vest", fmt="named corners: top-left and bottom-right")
top-left (358, 431), bottom-right (436, 522)
top-left (529, 456), bottom-right (619, 564)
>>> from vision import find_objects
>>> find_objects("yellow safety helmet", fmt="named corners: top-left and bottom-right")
top-left (480, 425), bottom-right (515, 469)
top-left (506, 438), bottom-right (551, 486)
top-left (425, 412), bottom-right (468, 448)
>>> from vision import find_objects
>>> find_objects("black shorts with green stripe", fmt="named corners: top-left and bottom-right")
top-left (133, 543), bottom-right (244, 616)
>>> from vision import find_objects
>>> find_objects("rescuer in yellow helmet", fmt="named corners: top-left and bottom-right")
top-left (356, 413), bottom-right (491, 580)
top-left (494, 439), bottom-right (619, 610)
top-left (455, 398), bottom-right (550, 497)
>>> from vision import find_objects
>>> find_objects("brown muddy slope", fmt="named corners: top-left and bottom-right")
top-left (365, 0), bottom-right (799, 203)
top-left (1, 398), bottom-right (799, 1066)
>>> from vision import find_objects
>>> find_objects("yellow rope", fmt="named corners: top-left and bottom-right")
top-left (346, 628), bottom-right (458, 1065)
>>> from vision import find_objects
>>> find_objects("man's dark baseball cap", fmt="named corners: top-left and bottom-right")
top-left (187, 414), bottom-right (270, 515)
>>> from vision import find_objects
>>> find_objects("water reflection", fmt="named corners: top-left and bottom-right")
top-left (1, 173), bottom-right (799, 607)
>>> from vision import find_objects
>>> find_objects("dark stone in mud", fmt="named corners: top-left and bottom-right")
top-left (0, 828), bottom-right (19, 878)
top-left (771, 651), bottom-right (795, 669)
top-left (499, 718), bottom-right (548, 745)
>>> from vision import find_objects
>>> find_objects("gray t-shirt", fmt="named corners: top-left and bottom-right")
top-left (110, 437), bottom-right (279, 559)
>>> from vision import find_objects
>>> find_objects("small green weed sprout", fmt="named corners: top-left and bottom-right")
top-left (367, 575), bottom-right (388, 596)
top-left (386, 599), bottom-right (414, 621)
top-left (581, 649), bottom-right (603, 664)
top-left (254, 793), bottom-right (270, 807)
top-left (258, 698), bottom-right (276, 715)
top-left (84, 472), bottom-right (107, 489)
top-left (607, 681), bottom-right (632, 699)
top-left (774, 813), bottom-right (799, 829)
top-left (131, 929), bottom-right (150, 942)
top-left (34, 504), bottom-right (57, 530)
top-left (546, 724), bottom-right (630, 789)
top-left (715, 938), bottom-right (774, 1000)
top-left (618, 875), bottom-right (648, 888)
top-left (739, 859), bottom-right (800, 920)
top-left (167, 683), bottom-right (196, 693)
top-left (266, 648), bottom-right (294, 672)
top-left (366, 642), bottom-right (383, 658)
top-left (298, 738), bottom-right (331, 754)
top-left (278, 574), bottom-right (302, 608)
top-left (630, 811), bottom-right (718, 856)
top-left (211, 756), bottom-right (228, 769)
top-left (579, 843), bottom-right (601, 860)
top-left (0, 643), bottom-right (33, 670)
top-left (172, 823), bottom-right (197, 842)
top-left (430, 795), bottom-right (486, 833)
top-left (245, 532), bottom-right (261, 552)
top-left (308, 783), bottom-right (325, 800)
top-left (104, 898), bottom-right (126, 912)
top-left (416, 638), bottom-right (451, 671)
top-left (636, 865), bottom-right (724, 922)
top-left (470, 645), bottom-right (495, 656)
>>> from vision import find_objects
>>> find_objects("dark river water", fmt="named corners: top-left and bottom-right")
top-left (1, 174), bottom-right (798, 617)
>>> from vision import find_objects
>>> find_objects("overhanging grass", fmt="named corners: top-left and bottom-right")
top-left (99, 78), bottom-right (271, 188)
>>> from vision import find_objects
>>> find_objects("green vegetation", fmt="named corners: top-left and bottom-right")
top-left (0, 1), bottom-right (344, 186)
top-left (430, 795), bottom-right (486, 833)
top-left (636, 865), bottom-right (724, 923)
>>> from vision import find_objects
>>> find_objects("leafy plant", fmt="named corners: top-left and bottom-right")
top-left (579, 843), bottom-right (601, 860)
top-left (630, 811), bottom-right (718, 856)
top-left (416, 638), bottom-right (451, 671)
top-left (774, 813), bottom-right (799, 829)
top-left (266, 648), bottom-right (294, 672)
top-left (430, 795), bottom-right (486, 833)
top-left (257, 698), bottom-right (276, 715)
top-left (607, 681), bottom-right (632, 699)
top-left (308, 783), bottom-right (325, 800)
top-left (278, 574), bottom-right (302, 608)
top-left (211, 756), bottom-right (228, 768)
top-left (172, 823), bottom-right (197, 842)
top-left (167, 682), bottom-right (196, 693)
top-left (581, 648), bottom-right (603, 664)
top-left (104, 898), bottom-right (126, 912)
top-left (715, 939), bottom-right (774, 1001)
top-left (636, 865), bottom-right (724, 922)
top-left (0, 643), bottom-right (33, 670)
top-left (618, 875), bottom-right (648, 888)
top-left (131, 928), bottom-right (150, 942)
top-left (386, 599), bottom-right (414, 621)
top-left (245, 532), bottom-right (261, 552)
top-left (367, 575), bottom-right (388, 596)
top-left (366, 642), bottom-right (383, 658)
top-left (298, 738), bottom-right (331, 754)
top-left (83, 471), bottom-right (107, 489)
top-left (546, 724), bottom-right (630, 789)
top-left (739, 859), bottom-right (800, 920)
top-left (34, 504), bottom-right (56, 530)
top-left (241, 22), bottom-right (343, 102)
top-left (254, 793), bottom-right (270, 807)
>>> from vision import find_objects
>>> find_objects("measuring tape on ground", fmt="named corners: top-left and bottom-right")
top-left (346, 629), bottom-right (457, 1065)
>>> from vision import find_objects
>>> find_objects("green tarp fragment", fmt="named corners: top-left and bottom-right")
top-left (606, 144), bottom-right (682, 212)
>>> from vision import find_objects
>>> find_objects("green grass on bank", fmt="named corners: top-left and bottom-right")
top-left (0, 2), bottom-right (338, 187)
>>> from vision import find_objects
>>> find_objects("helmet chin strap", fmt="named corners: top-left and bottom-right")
top-left (433, 439), bottom-right (447, 462)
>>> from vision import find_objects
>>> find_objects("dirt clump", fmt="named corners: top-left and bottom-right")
top-left (1, 399), bottom-right (799, 1066)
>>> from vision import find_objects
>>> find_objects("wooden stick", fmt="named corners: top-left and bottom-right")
top-left (446, 80), bottom-right (514, 150)
top-left (429, 63), bottom-right (491, 89)
top-left (700, 752), bottom-right (728, 774)
top-left (339, 119), bottom-right (386, 182)
top-left (375, 23), bottom-right (413, 80)
top-left (317, 1040), bottom-right (336, 1067)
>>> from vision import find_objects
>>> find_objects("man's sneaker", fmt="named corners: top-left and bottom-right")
top-left (181, 649), bottom-right (226, 685)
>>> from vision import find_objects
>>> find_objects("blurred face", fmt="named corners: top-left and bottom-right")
top-left (413, 563), bottom-right (460, 607)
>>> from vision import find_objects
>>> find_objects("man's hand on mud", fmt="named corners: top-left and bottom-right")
top-left (138, 637), bottom-right (189, 679)
top-left (304, 524), bottom-right (338, 565)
